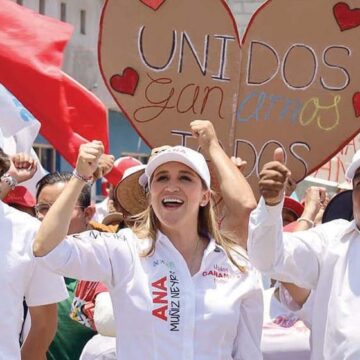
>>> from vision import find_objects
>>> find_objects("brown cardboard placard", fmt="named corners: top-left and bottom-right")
top-left (99, 0), bottom-right (360, 192)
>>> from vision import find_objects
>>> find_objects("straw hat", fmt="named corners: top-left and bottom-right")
top-left (114, 164), bottom-right (147, 216)
top-left (115, 146), bottom-right (174, 216)
top-left (102, 211), bottom-right (124, 226)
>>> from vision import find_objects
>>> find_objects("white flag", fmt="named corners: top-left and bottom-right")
top-left (0, 84), bottom-right (48, 196)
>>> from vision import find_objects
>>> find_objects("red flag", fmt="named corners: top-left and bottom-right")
top-left (0, 0), bottom-right (110, 168)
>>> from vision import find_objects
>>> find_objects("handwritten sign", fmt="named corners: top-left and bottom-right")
top-left (311, 134), bottom-right (360, 184)
top-left (99, 0), bottom-right (360, 191)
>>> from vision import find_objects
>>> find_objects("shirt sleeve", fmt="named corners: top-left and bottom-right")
top-left (232, 279), bottom-right (263, 360)
top-left (37, 229), bottom-right (134, 287)
top-left (25, 260), bottom-right (68, 307)
top-left (247, 197), bottom-right (326, 290)
top-left (279, 284), bottom-right (314, 328)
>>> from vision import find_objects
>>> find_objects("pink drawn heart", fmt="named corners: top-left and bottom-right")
top-left (353, 93), bottom-right (360, 117)
top-left (333, 2), bottom-right (360, 31)
top-left (140, 0), bottom-right (166, 11)
top-left (110, 67), bottom-right (139, 96)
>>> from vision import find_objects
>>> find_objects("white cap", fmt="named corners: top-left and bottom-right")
top-left (143, 146), bottom-right (210, 189)
top-left (345, 150), bottom-right (360, 180)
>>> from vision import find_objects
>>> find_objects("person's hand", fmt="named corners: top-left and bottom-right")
top-left (8, 152), bottom-right (37, 183)
top-left (285, 176), bottom-right (297, 196)
top-left (259, 148), bottom-right (291, 205)
top-left (76, 141), bottom-right (104, 178)
top-left (314, 189), bottom-right (329, 225)
top-left (190, 120), bottom-right (219, 151)
top-left (93, 154), bottom-right (115, 180)
top-left (302, 186), bottom-right (326, 216)
top-left (231, 156), bottom-right (247, 173)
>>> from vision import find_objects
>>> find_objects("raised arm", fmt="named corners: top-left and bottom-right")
top-left (190, 120), bottom-right (256, 247)
top-left (0, 152), bottom-right (37, 200)
top-left (33, 141), bottom-right (104, 257)
top-left (248, 148), bottom-right (325, 290)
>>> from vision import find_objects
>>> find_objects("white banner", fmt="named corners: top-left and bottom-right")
top-left (0, 84), bottom-right (47, 196)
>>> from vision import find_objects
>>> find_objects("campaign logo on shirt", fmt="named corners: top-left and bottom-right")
top-left (273, 314), bottom-right (299, 328)
top-left (151, 270), bottom-right (181, 332)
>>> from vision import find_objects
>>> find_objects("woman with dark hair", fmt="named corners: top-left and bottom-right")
top-left (33, 123), bottom-right (263, 359)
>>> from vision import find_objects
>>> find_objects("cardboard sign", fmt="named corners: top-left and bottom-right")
top-left (99, 0), bottom-right (360, 190)
top-left (311, 134), bottom-right (360, 184)
top-left (99, 0), bottom-right (241, 155)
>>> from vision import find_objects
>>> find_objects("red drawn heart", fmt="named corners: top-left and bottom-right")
top-left (110, 68), bottom-right (139, 96)
top-left (353, 92), bottom-right (360, 117)
top-left (140, 0), bottom-right (166, 11)
top-left (333, 2), bottom-right (360, 31)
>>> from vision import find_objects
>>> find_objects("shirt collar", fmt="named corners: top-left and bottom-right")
top-left (340, 219), bottom-right (359, 238)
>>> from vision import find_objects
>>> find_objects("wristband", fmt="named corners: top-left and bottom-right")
top-left (72, 169), bottom-right (93, 184)
top-left (296, 217), bottom-right (314, 227)
top-left (0, 173), bottom-right (18, 190)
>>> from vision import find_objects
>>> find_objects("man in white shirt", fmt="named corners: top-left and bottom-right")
top-left (0, 146), bottom-right (68, 360)
top-left (248, 148), bottom-right (360, 360)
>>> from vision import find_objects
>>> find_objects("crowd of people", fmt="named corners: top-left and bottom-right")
top-left (1, 120), bottom-right (359, 359)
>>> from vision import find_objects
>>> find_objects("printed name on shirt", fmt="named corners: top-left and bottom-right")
top-left (202, 264), bottom-right (245, 283)
top-left (151, 271), bottom-right (181, 331)
top-left (87, 230), bottom-right (123, 240)
top-left (202, 263), bottom-right (229, 278)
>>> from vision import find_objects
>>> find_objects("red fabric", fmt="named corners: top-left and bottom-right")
top-left (0, 0), bottom-right (109, 168)
top-left (107, 156), bottom-right (142, 186)
top-left (3, 186), bottom-right (36, 207)
top-left (283, 197), bottom-right (304, 218)
top-left (71, 280), bottom-right (108, 331)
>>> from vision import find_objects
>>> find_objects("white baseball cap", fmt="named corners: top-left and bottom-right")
top-left (345, 150), bottom-right (360, 180)
top-left (142, 146), bottom-right (211, 189)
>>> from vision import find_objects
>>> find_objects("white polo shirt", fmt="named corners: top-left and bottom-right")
top-left (262, 287), bottom-right (310, 360)
top-left (0, 202), bottom-right (68, 360)
top-left (248, 198), bottom-right (360, 360)
top-left (38, 228), bottom-right (263, 360)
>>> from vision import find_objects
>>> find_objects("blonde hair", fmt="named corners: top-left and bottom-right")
top-left (131, 191), bottom-right (247, 273)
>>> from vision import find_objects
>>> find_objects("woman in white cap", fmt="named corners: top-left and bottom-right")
top-left (33, 129), bottom-right (263, 359)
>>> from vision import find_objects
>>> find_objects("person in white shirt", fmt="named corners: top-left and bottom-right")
top-left (0, 147), bottom-right (68, 360)
top-left (262, 285), bottom-right (311, 360)
top-left (33, 130), bottom-right (263, 359)
top-left (248, 147), bottom-right (360, 360)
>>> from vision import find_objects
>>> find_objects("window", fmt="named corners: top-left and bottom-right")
top-left (60, 2), bottom-right (66, 22)
top-left (121, 152), bottom-right (150, 164)
top-left (33, 144), bottom-right (57, 173)
top-left (16, 0), bottom-right (23, 4)
top-left (80, 9), bottom-right (86, 35)
top-left (39, 0), bottom-right (45, 14)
